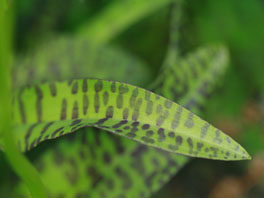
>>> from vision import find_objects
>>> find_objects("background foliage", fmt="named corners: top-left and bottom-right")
top-left (0, 0), bottom-right (264, 197)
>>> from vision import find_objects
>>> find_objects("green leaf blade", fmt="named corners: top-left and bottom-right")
top-left (13, 78), bottom-right (250, 160)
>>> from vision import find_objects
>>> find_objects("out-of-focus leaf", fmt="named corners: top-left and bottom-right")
top-left (13, 36), bottom-right (151, 90)
top-left (16, 129), bottom-right (188, 198)
top-left (154, 45), bottom-right (229, 114)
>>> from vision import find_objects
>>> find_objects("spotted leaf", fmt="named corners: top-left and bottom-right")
top-left (154, 44), bottom-right (229, 114)
top-left (12, 78), bottom-right (249, 160)
top-left (15, 128), bottom-right (188, 198)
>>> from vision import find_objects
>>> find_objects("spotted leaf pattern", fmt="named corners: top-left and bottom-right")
top-left (16, 129), bottom-right (188, 198)
top-left (12, 78), bottom-right (249, 160)
top-left (155, 44), bottom-right (229, 114)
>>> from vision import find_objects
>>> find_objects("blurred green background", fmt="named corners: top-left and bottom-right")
top-left (1, 0), bottom-right (264, 197)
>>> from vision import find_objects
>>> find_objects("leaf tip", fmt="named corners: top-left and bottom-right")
top-left (234, 145), bottom-right (252, 161)
top-left (243, 151), bottom-right (252, 161)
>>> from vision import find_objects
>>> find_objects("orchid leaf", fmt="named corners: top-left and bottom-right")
top-left (155, 44), bottom-right (229, 114)
top-left (12, 78), bottom-right (249, 161)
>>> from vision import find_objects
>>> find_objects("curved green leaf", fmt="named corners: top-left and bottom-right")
top-left (12, 78), bottom-right (249, 160)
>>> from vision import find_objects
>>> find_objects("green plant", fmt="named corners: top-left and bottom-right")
top-left (0, 0), bottom-right (251, 198)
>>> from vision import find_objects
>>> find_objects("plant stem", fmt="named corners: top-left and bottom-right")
top-left (0, 2), bottom-right (47, 198)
